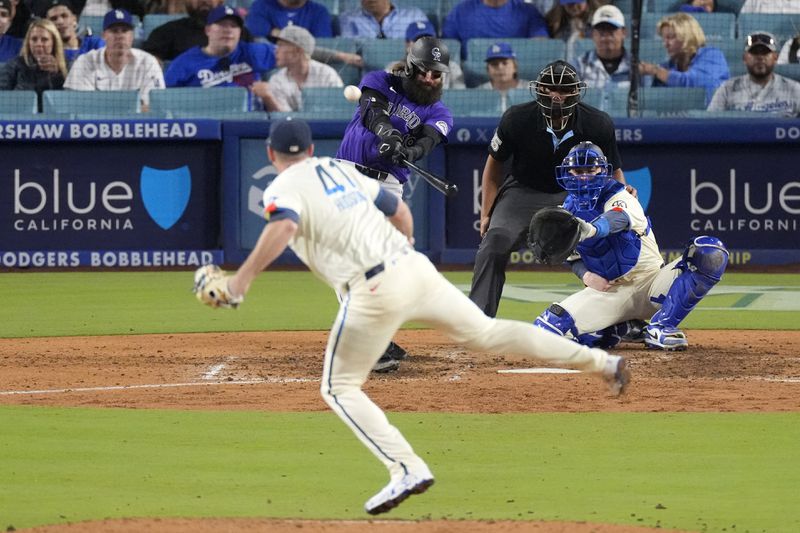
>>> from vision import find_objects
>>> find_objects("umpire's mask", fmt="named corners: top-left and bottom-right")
top-left (532, 60), bottom-right (585, 131)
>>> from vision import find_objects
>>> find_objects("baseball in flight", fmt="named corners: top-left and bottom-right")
top-left (343, 85), bottom-right (362, 102)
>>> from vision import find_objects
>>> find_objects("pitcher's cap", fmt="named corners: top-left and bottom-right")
top-left (268, 117), bottom-right (312, 154)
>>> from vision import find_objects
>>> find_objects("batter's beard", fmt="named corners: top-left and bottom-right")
top-left (401, 75), bottom-right (443, 106)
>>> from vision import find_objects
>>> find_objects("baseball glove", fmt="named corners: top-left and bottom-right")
top-left (527, 207), bottom-right (581, 265)
top-left (193, 265), bottom-right (243, 309)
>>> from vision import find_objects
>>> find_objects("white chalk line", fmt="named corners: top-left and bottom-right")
top-left (0, 377), bottom-right (319, 396)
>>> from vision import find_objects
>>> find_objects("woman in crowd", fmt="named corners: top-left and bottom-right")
top-left (0, 18), bottom-right (67, 111)
top-left (638, 12), bottom-right (729, 103)
top-left (545, 0), bottom-right (604, 41)
top-left (46, 0), bottom-right (104, 67)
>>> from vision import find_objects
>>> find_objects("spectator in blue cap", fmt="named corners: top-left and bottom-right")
top-left (477, 41), bottom-right (529, 109)
top-left (443, 0), bottom-right (548, 59)
top-left (389, 20), bottom-right (465, 88)
top-left (545, 0), bottom-right (603, 41)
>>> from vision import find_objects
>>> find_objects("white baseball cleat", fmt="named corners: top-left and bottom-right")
top-left (364, 468), bottom-right (434, 515)
top-left (644, 325), bottom-right (688, 351)
top-left (603, 355), bottom-right (631, 397)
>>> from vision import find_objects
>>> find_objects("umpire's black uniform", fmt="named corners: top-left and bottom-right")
top-left (469, 101), bottom-right (623, 317)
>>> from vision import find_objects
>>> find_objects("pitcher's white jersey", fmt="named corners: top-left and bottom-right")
top-left (262, 156), bottom-right (411, 292)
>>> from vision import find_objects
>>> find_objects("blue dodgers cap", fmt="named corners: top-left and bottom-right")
top-left (485, 42), bottom-right (515, 62)
top-left (268, 117), bottom-right (312, 154)
top-left (206, 4), bottom-right (244, 26)
top-left (103, 9), bottom-right (134, 30)
top-left (406, 19), bottom-right (435, 42)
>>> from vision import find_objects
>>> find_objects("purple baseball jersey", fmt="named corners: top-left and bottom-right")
top-left (335, 70), bottom-right (453, 183)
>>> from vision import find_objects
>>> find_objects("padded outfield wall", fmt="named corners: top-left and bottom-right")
top-left (1, 117), bottom-right (799, 268)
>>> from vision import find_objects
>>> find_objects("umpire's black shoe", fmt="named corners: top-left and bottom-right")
top-left (372, 342), bottom-right (408, 373)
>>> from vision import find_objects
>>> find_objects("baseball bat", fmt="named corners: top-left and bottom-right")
top-left (402, 159), bottom-right (459, 198)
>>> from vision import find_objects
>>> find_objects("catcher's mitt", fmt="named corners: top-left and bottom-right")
top-left (527, 206), bottom-right (581, 265)
top-left (193, 265), bottom-right (243, 309)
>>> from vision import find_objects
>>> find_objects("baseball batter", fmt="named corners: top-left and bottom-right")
top-left (193, 118), bottom-right (631, 515)
top-left (533, 142), bottom-right (729, 350)
top-left (335, 35), bottom-right (454, 370)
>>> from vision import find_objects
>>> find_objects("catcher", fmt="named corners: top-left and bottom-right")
top-left (529, 142), bottom-right (729, 350)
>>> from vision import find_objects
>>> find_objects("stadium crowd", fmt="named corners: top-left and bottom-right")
top-left (0, 0), bottom-right (798, 116)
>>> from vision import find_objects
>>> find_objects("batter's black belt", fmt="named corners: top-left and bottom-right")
top-left (355, 163), bottom-right (390, 182)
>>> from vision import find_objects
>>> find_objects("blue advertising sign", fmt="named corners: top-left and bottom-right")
top-left (442, 140), bottom-right (800, 265)
top-left (0, 142), bottom-right (221, 251)
top-left (0, 119), bottom-right (219, 142)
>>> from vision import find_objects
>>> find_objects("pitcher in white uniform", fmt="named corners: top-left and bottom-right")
top-left (193, 118), bottom-right (631, 515)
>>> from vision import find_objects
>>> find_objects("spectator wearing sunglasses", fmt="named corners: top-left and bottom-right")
top-left (708, 31), bottom-right (800, 117)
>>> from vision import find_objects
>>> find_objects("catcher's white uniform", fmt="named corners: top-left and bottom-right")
top-left (259, 155), bottom-right (623, 512)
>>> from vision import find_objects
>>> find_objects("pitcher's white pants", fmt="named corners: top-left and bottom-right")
top-left (320, 251), bottom-right (612, 480)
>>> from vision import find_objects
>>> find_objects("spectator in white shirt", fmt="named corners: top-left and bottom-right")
top-left (64, 8), bottom-right (164, 110)
top-left (739, 0), bottom-right (800, 14)
top-left (255, 24), bottom-right (342, 112)
top-left (708, 31), bottom-right (800, 116)
top-left (777, 33), bottom-right (800, 64)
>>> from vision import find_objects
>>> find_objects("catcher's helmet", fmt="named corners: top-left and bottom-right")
top-left (556, 141), bottom-right (613, 210)
top-left (531, 60), bottom-right (584, 130)
top-left (406, 36), bottom-right (450, 75)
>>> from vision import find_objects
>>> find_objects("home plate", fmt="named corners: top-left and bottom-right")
top-left (498, 368), bottom-right (581, 374)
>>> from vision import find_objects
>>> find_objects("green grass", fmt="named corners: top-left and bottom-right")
top-left (1, 271), bottom-right (799, 338)
top-left (1, 406), bottom-right (798, 531)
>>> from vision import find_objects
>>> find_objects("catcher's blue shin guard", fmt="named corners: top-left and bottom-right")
top-left (647, 236), bottom-right (729, 350)
top-left (534, 304), bottom-right (578, 338)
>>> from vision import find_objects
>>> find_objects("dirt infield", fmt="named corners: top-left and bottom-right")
top-left (3, 329), bottom-right (799, 532)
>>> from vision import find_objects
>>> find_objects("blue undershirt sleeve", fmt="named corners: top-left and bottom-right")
top-left (374, 188), bottom-right (399, 216)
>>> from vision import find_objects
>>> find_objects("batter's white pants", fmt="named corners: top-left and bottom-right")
top-left (320, 250), bottom-right (613, 481)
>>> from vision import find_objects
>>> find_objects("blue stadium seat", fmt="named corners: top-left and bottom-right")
top-left (315, 37), bottom-right (362, 86)
top-left (638, 86), bottom-right (707, 117)
top-left (440, 88), bottom-right (503, 117)
top-left (142, 14), bottom-right (183, 40)
top-left (301, 86), bottom-right (359, 119)
top-left (614, 0), bottom-right (649, 14)
top-left (149, 87), bottom-right (249, 118)
top-left (79, 15), bottom-right (105, 37)
top-left (641, 12), bottom-right (735, 41)
top-left (42, 90), bottom-right (140, 117)
top-left (316, 0), bottom-right (339, 15)
top-left (403, 0), bottom-right (442, 32)
top-left (506, 87), bottom-right (532, 107)
top-left (361, 39), bottom-right (406, 73)
top-left (737, 13), bottom-right (800, 41)
top-left (441, 38), bottom-right (461, 64)
top-left (0, 90), bottom-right (38, 115)
top-left (638, 38), bottom-right (667, 63)
top-left (464, 38), bottom-right (565, 87)
top-left (775, 64), bottom-right (800, 83)
top-left (715, 39), bottom-right (746, 77)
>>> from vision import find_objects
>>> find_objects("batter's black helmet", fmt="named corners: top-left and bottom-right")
top-left (406, 36), bottom-right (450, 74)
top-left (531, 60), bottom-right (585, 130)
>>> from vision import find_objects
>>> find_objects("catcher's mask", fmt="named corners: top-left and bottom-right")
top-left (556, 141), bottom-right (613, 210)
top-left (531, 60), bottom-right (584, 131)
top-left (405, 36), bottom-right (450, 77)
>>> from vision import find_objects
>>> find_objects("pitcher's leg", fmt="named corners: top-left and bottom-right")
top-left (319, 294), bottom-right (429, 479)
